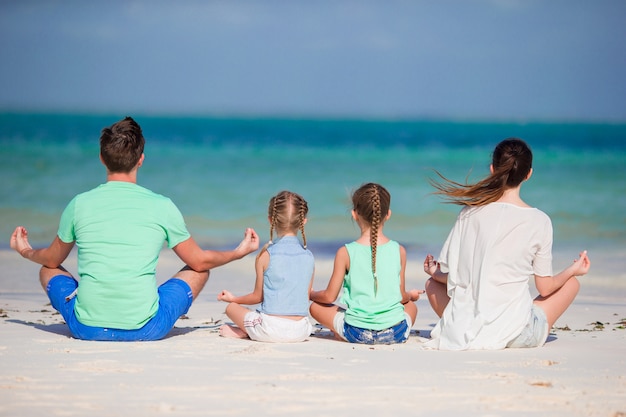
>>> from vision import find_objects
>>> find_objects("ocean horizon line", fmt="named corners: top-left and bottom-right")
top-left (2, 109), bottom-right (626, 126)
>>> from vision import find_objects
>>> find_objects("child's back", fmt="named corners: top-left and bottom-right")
top-left (309, 183), bottom-right (422, 344)
top-left (261, 235), bottom-right (313, 317)
top-left (218, 191), bottom-right (314, 342)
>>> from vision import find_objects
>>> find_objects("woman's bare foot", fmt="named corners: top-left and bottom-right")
top-left (219, 324), bottom-right (249, 339)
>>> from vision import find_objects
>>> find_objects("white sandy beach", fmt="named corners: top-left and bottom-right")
top-left (1, 248), bottom-right (625, 417)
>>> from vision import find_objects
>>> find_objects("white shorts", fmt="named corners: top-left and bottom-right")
top-left (244, 311), bottom-right (313, 343)
top-left (506, 305), bottom-right (550, 348)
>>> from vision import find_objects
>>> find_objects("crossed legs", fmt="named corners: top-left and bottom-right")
top-left (39, 264), bottom-right (209, 299)
top-left (219, 303), bottom-right (251, 338)
top-left (425, 276), bottom-right (580, 330)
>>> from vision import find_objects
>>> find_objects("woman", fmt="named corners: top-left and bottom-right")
top-left (424, 138), bottom-right (590, 350)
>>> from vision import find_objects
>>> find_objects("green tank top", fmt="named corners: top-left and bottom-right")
top-left (341, 240), bottom-right (406, 330)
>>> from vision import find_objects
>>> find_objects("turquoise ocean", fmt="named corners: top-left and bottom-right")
top-left (1, 113), bottom-right (624, 278)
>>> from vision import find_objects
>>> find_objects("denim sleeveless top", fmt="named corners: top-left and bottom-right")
top-left (259, 236), bottom-right (314, 316)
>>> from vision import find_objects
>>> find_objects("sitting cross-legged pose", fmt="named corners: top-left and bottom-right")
top-left (218, 190), bottom-right (314, 343)
top-left (423, 138), bottom-right (591, 350)
top-left (10, 116), bottom-right (259, 341)
top-left (309, 182), bottom-right (422, 345)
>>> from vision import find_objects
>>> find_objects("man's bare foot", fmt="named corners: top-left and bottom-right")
top-left (219, 324), bottom-right (249, 339)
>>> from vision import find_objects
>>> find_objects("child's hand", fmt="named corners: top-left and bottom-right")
top-left (423, 254), bottom-right (439, 277)
top-left (408, 289), bottom-right (425, 302)
top-left (217, 290), bottom-right (234, 302)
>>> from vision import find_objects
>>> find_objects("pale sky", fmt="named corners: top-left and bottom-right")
top-left (1, 0), bottom-right (625, 121)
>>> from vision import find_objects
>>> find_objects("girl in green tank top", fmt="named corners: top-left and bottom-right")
top-left (309, 183), bottom-right (423, 344)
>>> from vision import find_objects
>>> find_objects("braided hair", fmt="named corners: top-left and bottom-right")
top-left (267, 190), bottom-right (309, 249)
top-left (352, 183), bottom-right (391, 295)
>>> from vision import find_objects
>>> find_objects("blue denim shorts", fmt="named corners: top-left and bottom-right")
top-left (506, 305), bottom-right (550, 348)
top-left (47, 275), bottom-right (193, 341)
top-left (333, 311), bottom-right (412, 344)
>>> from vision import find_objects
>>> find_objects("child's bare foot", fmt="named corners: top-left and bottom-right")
top-left (219, 324), bottom-right (249, 339)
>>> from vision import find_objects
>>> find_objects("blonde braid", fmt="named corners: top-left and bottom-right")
top-left (269, 194), bottom-right (279, 243)
top-left (370, 185), bottom-right (380, 295)
top-left (298, 197), bottom-right (308, 248)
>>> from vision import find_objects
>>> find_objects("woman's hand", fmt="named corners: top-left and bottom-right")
top-left (571, 250), bottom-right (591, 277)
top-left (423, 254), bottom-right (439, 277)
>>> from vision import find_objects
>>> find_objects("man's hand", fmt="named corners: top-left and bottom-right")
top-left (235, 228), bottom-right (260, 258)
top-left (10, 226), bottom-right (32, 257)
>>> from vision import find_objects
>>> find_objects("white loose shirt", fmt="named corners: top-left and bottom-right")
top-left (426, 202), bottom-right (553, 350)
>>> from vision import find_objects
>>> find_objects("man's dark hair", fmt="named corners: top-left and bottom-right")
top-left (100, 116), bottom-right (145, 173)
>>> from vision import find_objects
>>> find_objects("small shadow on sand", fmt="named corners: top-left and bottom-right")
top-left (421, 322), bottom-right (559, 345)
top-left (163, 321), bottom-right (228, 338)
top-left (163, 326), bottom-right (198, 338)
top-left (6, 319), bottom-right (211, 340)
top-left (7, 319), bottom-right (73, 337)
top-left (310, 324), bottom-right (432, 341)
top-left (415, 328), bottom-right (431, 339)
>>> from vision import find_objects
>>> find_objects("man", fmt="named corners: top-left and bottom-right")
top-left (10, 116), bottom-right (259, 341)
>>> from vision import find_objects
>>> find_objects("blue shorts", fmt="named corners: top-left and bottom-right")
top-left (333, 311), bottom-right (412, 345)
top-left (506, 305), bottom-right (550, 348)
top-left (47, 275), bottom-right (193, 341)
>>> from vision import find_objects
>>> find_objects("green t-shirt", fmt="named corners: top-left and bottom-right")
top-left (341, 240), bottom-right (406, 330)
top-left (57, 181), bottom-right (191, 329)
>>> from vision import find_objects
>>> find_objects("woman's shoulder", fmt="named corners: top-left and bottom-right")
top-left (529, 207), bottom-right (552, 226)
top-left (488, 203), bottom-right (553, 225)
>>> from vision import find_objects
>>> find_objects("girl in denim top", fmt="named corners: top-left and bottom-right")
top-left (310, 183), bottom-right (422, 344)
top-left (218, 191), bottom-right (314, 342)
